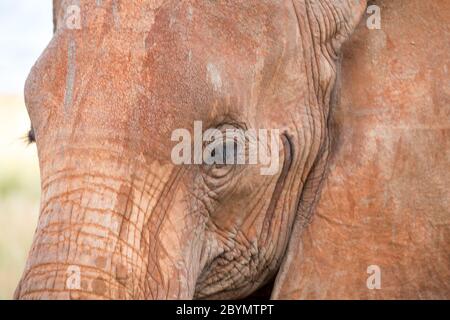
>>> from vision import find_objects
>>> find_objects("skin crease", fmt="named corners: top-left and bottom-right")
top-left (15, 0), bottom-right (447, 300)
top-left (272, 0), bottom-right (450, 299)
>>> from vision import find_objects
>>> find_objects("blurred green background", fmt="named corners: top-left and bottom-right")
top-left (0, 1), bottom-right (52, 299)
top-left (0, 96), bottom-right (40, 299)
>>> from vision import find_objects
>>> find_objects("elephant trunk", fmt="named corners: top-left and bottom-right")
top-left (15, 143), bottom-right (203, 299)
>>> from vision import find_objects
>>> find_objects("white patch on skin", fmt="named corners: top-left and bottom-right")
top-left (207, 63), bottom-right (222, 92)
top-left (367, 30), bottom-right (387, 62)
top-left (250, 48), bottom-right (266, 106)
top-left (169, 15), bottom-right (176, 28)
top-left (64, 39), bottom-right (77, 111)
top-left (112, 0), bottom-right (120, 28)
top-left (187, 6), bottom-right (193, 21)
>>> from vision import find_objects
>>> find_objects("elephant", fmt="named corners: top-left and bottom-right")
top-left (14, 0), bottom-right (449, 300)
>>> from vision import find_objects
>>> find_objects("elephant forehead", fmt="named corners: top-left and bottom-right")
top-left (55, 0), bottom-right (166, 32)
top-left (47, 2), bottom-right (291, 120)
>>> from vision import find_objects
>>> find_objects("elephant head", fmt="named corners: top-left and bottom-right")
top-left (15, 0), bottom-right (367, 299)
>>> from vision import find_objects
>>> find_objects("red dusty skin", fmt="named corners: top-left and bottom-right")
top-left (15, 135), bottom-right (204, 299)
top-left (272, 0), bottom-right (450, 299)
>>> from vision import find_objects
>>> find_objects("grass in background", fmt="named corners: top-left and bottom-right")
top-left (0, 95), bottom-right (40, 299)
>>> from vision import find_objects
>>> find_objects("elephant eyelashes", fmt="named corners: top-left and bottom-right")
top-left (26, 126), bottom-right (35, 144)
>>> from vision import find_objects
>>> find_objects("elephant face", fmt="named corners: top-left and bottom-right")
top-left (16, 0), bottom-right (367, 299)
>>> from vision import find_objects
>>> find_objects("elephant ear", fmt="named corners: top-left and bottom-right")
top-left (271, 0), bottom-right (368, 299)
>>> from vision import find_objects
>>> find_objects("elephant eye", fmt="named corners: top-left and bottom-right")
top-left (205, 139), bottom-right (239, 167)
top-left (203, 132), bottom-right (245, 181)
top-left (203, 137), bottom-right (244, 180)
top-left (212, 140), bottom-right (239, 164)
top-left (201, 123), bottom-right (248, 180)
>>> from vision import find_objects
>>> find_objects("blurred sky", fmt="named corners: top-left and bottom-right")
top-left (0, 1), bottom-right (53, 95)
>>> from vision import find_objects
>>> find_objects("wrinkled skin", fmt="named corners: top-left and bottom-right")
top-left (273, 0), bottom-right (450, 299)
top-left (14, 0), bottom-right (449, 300)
